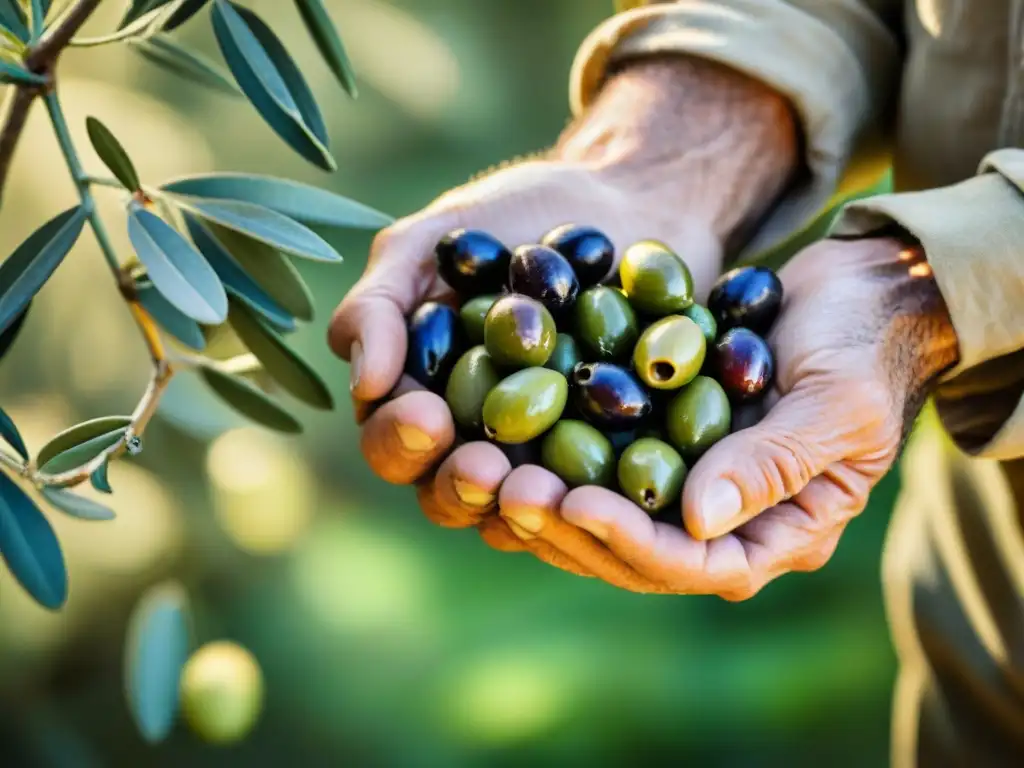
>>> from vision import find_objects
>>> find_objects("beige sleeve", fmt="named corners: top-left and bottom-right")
top-left (570, 0), bottom-right (903, 256)
top-left (831, 150), bottom-right (1024, 461)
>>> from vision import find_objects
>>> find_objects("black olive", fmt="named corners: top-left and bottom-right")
top-left (711, 328), bottom-right (775, 402)
top-left (541, 224), bottom-right (615, 287)
top-left (571, 362), bottom-right (652, 431)
top-left (508, 244), bottom-right (580, 318)
top-left (435, 229), bottom-right (511, 298)
top-left (706, 266), bottom-right (783, 335)
top-left (405, 302), bottom-right (464, 392)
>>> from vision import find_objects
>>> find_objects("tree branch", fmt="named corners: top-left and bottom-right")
top-left (0, 0), bottom-right (104, 197)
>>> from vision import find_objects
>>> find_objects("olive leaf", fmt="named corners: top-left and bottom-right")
top-left (0, 406), bottom-right (28, 460)
top-left (161, 173), bottom-right (392, 230)
top-left (118, 0), bottom-right (175, 30)
top-left (0, 471), bottom-right (67, 610)
top-left (36, 416), bottom-right (132, 474)
top-left (228, 299), bottom-right (333, 409)
top-left (86, 116), bottom-right (141, 191)
top-left (0, 0), bottom-right (27, 40)
top-left (212, 0), bottom-right (334, 170)
top-left (184, 214), bottom-right (296, 332)
top-left (125, 582), bottom-right (192, 743)
top-left (293, 0), bottom-right (357, 97)
top-left (0, 205), bottom-right (87, 339)
top-left (136, 279), bottom-right (207, 351)
top-left (0, 59), bottom-right (46, 85)
top-left (0, 303), bottom-right (28, 361)
top-left (90, 462), bottom-right (113, 494)
top-left (130, 35), bottom-right (240, 96)
top-left (161, 0), bottom-right (210, 31)
top-left (200, 366), bottom-right (302, 433)
top-left (41, 487), bottom-right (116, 521)
top-left (127, 204), bottom-right (228, 325)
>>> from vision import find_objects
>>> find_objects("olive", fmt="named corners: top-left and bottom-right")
top-left (633, 315), bottom-right (706, 390)
top-left (483, 294), bottom-right (556, 368)
top-left (508, 244), bottom-right (580, 317)
top-left (682, 304), bottom-right (718, 346)
top-left (405, 302), bottom-right (464, 392)
top-left (541, 224), bottom-right (615, 287)
top-left (665, 376), bottom-right (731, 458)
top-left (459, 294), bottom-right (499, 344)
top-left (617, 438), bottom-right (687, 515)
top-left (435, 229), bottom-right (511, 297)
top-left (619, 240), bottom-right (694, 315)
top-left (541, 420), bottom-right (615, 488)
top-left (574, 286), bottom-right (638, 360)
top-left (707, 265), bottom-right (783, 335)
top-left (545, 333), bottom-right (582, 377)
top-left (712, 328), bottom-right (775, 401)
top-left (482, 368), bottom-right (567, 444)
top-left (445, 346), bottom-right (501, 431)
top-left (571, 362), bottom-right (651, 431)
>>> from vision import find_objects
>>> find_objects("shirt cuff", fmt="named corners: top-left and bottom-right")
top-left (569, 0), bottom-right (899, 257)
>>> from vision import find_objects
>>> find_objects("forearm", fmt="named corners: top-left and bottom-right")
top-left (553, 57), bottom-right (801, 256)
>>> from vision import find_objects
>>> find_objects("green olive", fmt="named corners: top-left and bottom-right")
top-left (617, 438), bottom-right (687, 514)
top-left (633, 315), bottom-right (706, 390)
top-left (460, 294), bottom-right (499, 344)
top-left (541, 420), bottom-right (615, 487)
top-left (545, 333), bottom-right (582, 377)
top-left (574, 285), bottom-right (638, 360)
top-left (666, 376), bottom-right (731, 458)
top-left (484, 295), bottom-right (556, 368)
top-left (482, 368), bottom-right (567, 444)
top-left (445, 345), bottom-right (501, 431)
top-left (682, 304), bottom-right (718, 345)
top-left (619, 240), bottom-right (694, 315)
top-left (180, 641), bottom-right (264, 745)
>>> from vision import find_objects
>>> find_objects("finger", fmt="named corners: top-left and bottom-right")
top-left (432, 442), bottom-right (512, 527)
top-left (353, 375), bottom-right (423, 426)
top-left (359, 391), bottom-right (455, 484)
top-left (498, 469), bottom-right (666, 592)
top-left (477, 516), bottom-right (528, 552)
top-left (682, 383), bottom-right (882, 540)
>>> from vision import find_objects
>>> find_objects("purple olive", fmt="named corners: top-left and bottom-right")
top-left (435, 229), bottom-right (511, 297)
top-left (541, 224), bottom-right (615, 287)
top-left (571, 362), bottom-right (652, 431)
top-left (707, 265), bottom-right (783, 335)
top-left (405, 302), bottom-right (464, 392)
top-left (508, 244), bottom-right (580, 317)
top-left (711, 328), bottom-right (774, 401)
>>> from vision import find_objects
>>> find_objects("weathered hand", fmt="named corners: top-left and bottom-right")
top-left (497, 237), bottom-right (961, 597)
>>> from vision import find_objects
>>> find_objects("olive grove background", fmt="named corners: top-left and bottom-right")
top-left (0, 1), bottom-right (897, 765)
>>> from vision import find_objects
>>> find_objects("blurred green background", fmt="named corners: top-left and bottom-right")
top-left (0, 1), bottom-right (898, 765)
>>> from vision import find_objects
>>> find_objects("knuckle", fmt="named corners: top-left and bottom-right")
top-left (755, 428), bottom-right (818, 500)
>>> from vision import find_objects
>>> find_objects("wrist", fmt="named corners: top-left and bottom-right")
top-left (552, 56), bottom-right (800, 255)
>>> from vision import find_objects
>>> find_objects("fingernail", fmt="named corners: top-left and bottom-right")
top-left (505, 520), bottom-right (537, 541)
top-left (502, 507), bottom-right (545, 535)
top-left (394, 423), bottom-right (435, 453)
top-left (453, 479), bottom-right (495, 508)
top-left (698, 479), bottom-right (744, 536)
top-left (574, 519), bottom-right (609, 542)
top-left (349, 341), bottom-right (363, 394)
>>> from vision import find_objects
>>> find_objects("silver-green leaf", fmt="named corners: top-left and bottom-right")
top-left (130, 35), bottom-right (239, 96)
top-left (200, 366), bottom-right (302, 433)
top-left (0, 205), bottom-right (87, 339)
top-left (0, 1), bottom-right (28, 40)
top-left (127, 205), bottom-right (228, 324)
top-left (136, 279), bottom-right (207, 351)
top-left (161, 173), bottom-right (392, 230)
top-left (0, 406), bottom-right (28, 461)
top-left (228, 299), bottom-right (333, 409)
top-left (86, 116), bottom-right (141, 191)
top-left (36, 416), bottom-right (132, 474)
top-left (211, 0), bottom-right (334, 170)
top-left (0, 303), bottom-right (28, 361)
top-left (0, 60), bottom-right (47, 86)
top-left (294, 0), bottom-right (357, 97)
top-left (41, 487), bottom-right (116, 521)
top-left (0, 472), bottom-right (67, 610)
top-left (161, 0), bottom-right (210, 30)
top-left (125, 582), bottom-right (192, 743)
top-left (118, 0), bottom-right (175, 30)
top-left (90, 462), bottom-right (113, 494)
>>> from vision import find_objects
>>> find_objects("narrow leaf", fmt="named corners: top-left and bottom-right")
top-left (125, 582), bottom-right (192, 743)
top-left (0, 59), bottom-right (46, 85)
top-left (0, 472), bottom-right (67, 610)
top-left (170, 197), bottom-right (340, 262)
top-left (127, 205), bottom-right (228, 324)
top-left (200, 366), bottom-right (301, 433)
top-left (0, 206), bottom-right (87, 339)
top-left (0, 302), bottom-right (28, 361)
top-left (228, 299), bottom-right (333, 409)
top-left (118, 0), bottom-right (174, 30)
top-left (161, 173), bottom-right (392, 229)
top-left (212, 0), bottom-right (334, 170)
top-left (0, 0), bottom-right (27, 40)
top-left (86, 117), bottom-right (141, 191)
top-left (161, 0), bottom-right (210, 30)
top-left (183, 215), bottom-right (295, 331)
top-left (36, 416), bottom-right (132, 471)
top-left (130, 35), bottom-right (239, 96)
top-left (41, 487), bottom-right (115, 521)
top-left (0, 406), bottom-right (28, 460)
top-left (136, 280), bottom-right (207, 350)
top-left (90, 462), bottom-right (113, 494)
top-left (294, 0), bottom-right (357, 97)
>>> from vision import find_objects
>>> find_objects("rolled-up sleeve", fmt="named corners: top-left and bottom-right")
top-left (570, 0), bottom-right (903, 255)
top-left (831, 150), bottom-right (1024, 461)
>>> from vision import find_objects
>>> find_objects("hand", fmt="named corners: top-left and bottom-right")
top-left (497, 237), bottom-right (961, 598)
top-left (328, 57), bottom-right (797, 541)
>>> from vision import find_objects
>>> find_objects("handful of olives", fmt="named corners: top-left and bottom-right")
top-left (404, 225), bottom-right (782, 519)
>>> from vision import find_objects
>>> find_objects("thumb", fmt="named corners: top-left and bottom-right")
top-left (681, 383), bottom-right (875, 540)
